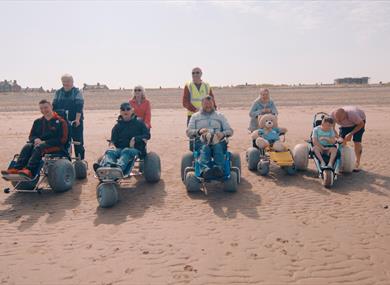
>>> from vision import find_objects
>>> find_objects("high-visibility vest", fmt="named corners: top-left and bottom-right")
top-left (186, 81), bottom-right (210, 116)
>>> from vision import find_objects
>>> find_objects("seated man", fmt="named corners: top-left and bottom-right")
top-left (1, 99), bottom-right (69, 178)
top-left (186, 96), bottom-right (233, 179)
top-left (93, 102), bottom-right (150, 174)
top-left (312, 116), bottom-right (337, 168)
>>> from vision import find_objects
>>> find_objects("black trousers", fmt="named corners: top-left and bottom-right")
top-left (72, 121), bottom-right (85, 159)
top-left (14, 143), bottom-right (58, 174)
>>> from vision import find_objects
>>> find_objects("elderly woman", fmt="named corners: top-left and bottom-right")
top-left (248, 88), bottom-right (278, 131)
top-left (129, 85), bottom-right (152, 129)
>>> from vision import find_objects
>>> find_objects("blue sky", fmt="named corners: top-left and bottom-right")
top-left (1, 1), bottom-right (389, 89)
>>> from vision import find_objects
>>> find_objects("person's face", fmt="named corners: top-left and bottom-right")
top-left (120, 107), bottom-right (134, 120)
top-left (134, 88), bottom-right (143, 100)
top-left (40, 103), bottom-right (53, 117)
top-left (62, 78), bottom-right (74, 91)
top-left (260, 90), bottom-right (270, 102)
top-left (192, 68), bottom-right (202, 82)
top-left (321, 121), bottom-right (332, 131)
top-left (202, 99), bottom-right (214, 113)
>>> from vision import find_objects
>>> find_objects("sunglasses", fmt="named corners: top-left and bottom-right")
top-left (192, 71), bottom-right (201, 75)
top-left (134, 89), bottom-right (142, 92)
top-left (121, 107), bottom-right (131, 111)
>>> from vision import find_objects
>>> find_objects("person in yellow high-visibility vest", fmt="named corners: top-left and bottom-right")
top-left (182, 67), bottom-right (217, 125)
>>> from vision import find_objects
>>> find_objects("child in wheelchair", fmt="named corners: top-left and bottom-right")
top-left (311, 116), bottom-right (337, 168)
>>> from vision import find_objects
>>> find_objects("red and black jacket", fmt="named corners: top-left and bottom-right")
top-left (28, 112), bottom-right (69, 148)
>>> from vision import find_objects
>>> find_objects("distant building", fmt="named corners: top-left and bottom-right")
top-left (0, 80), bottom-right (22, 92)
top-left (24, 87), bottom-right (45, 93)
top-left (83, 82), bottom-right (109, 91)
top-left (334, 77), bottom-right (369, 85)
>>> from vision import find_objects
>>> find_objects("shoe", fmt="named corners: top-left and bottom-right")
top-left (93, 163), bottom-right (100, 172)
top-left (1, 168), bottom-right (19, 175)
top-left (18, 168), bottom-right (33, 178)
top-left (320, 162), bottom-right (326, 168)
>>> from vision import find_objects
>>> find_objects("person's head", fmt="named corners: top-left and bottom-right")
top-left (201, 96), bottom-right (215, 113)
top-left (259, 88), bottom-right (270, 102)
top-left (132, 85), bottom-right (145, 102)
top-left (321, 116), bottom-right (334, 131)
top-left (334, 108), bottom-right (347, 123)
top-left (192, 67), bottom-right (202, 83)
top-left (39, 99), bottom-right (53, 117)
top-left (61, 74), bottom-right (74, 91)
top-left (119, 102), bottom-right (134, 121)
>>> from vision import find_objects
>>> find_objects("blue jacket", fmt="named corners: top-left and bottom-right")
top-left (53, 87), bottom-right (84, 121)
top-left (248, 99), bottom-right (278, 131)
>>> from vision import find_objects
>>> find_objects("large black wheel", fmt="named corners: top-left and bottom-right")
top-left (246, 147), bottom-right (260, 171)
top-left (74, 160), bottom-right (88, 179)
top-left (322, 169), bottom-right (334, 188)
top-left (185, 172), bottom-right (201, 193)
top-left (48, 159), bottom-right (75, 192)
top-left (223, 172), bottom-right (238, 192)
top-left (181, 152), bottom-right (194, 182)
top-left (143, 152), bottom-right (161, 183)
top-left (96, 182), bottom-right (118, 208)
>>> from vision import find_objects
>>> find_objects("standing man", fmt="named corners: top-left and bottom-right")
top-left (53, 74), bottom-right (85, 160)
top-left (182, 67), bottom-right (216, 125)
top-left (331, 106), bottom-right (366, 171)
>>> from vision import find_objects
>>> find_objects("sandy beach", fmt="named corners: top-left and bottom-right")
top-left (1, 86), bottom-right (390, 285)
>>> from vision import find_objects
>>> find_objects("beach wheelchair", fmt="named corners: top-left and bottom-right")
top-left (181, 130), bottom-right (241, 193)
top-left (292, 112), bottom-right (355, 188)
top-left (246, 133), bottom-right (296, 176)
top-left (94, 141), bottom-right (161, 208)
top-left (1, 119), bottom-right (84, 194)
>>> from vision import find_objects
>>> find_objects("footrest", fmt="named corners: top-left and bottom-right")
top-left (96, 167), bottom-right (124, 181)
top-left (2, 173), bottom-right (36, 182)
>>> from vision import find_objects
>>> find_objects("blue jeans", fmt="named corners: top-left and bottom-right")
top-left (100, 148), bottom-right (139, 173)
top-left (199, 141), bottom-right (226, 171)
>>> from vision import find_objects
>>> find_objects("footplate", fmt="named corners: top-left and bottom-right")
top-left (96, 167), bottom-right (124, 181)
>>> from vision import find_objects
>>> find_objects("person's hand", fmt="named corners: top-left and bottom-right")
top-left (263, 108), bottom-right (271, 114)
top-left (215, 132), bottom-right (225, 141)
top-left (345, 133), bottom-right (353, 142)
top-left (34, 138), bottom-right (42, 146)
top-left (73, 119), bottom-right (81, 127)
top-left (129, 138), bottom-right (135, 148)
top-left (199, 128), bottom-right (209, 135)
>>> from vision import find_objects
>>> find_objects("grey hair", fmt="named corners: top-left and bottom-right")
top-left (132, 85), bottom-right (146, 100)
top-left (61, 73), bottom-right (74, 82)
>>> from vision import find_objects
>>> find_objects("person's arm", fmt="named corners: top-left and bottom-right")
top-left (182, 85), bottom-right (197, 113)
top-left (144, 100), bottom-right (152, 128)
top-left (345, 121), bottom-right (365, 141)
top-left (110, 124), bottom-right (119, 146)
top-left (135, 121), bottom-right (151, 141)
top-left (220, 114), bottom-right (233, 137)
top-left (249, 101), bottom-right (262, 118)
top-left (312, 129), bottom-right (324, 150)
top-left (74, 89), bottom-right (84, 126)
top-left (270, 101), bottom-right (278, 116)
top-left (209, 88), bottom-right (217, 109)
top-left (186, 115), bottom-right (198, 138)
top-left (52, 91), bottom-right (59, 111)
top-left (28, 120), bottom-right (40, 142)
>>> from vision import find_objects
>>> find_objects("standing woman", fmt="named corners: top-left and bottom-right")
top-left (129, 85), bottom-right (151, 129)
top-left (53, 74), bottom-right (85, 160)
top-left (248, 88), bottom-right (278, 132)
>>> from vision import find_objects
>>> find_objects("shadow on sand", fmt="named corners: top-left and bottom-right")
top-left (0, 178), bottom-right (84, 231)
top-left (188, 177), bottom-right (261, 219)
top-left (94, 178), bottom-right (166, 226)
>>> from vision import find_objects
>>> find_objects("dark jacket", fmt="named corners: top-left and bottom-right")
top-left (111, 116), bottom-right (150, 154)
top-left (53, 87), bottom-right (84, 121)
top-left (29, 112), bottom-right (69, 147)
